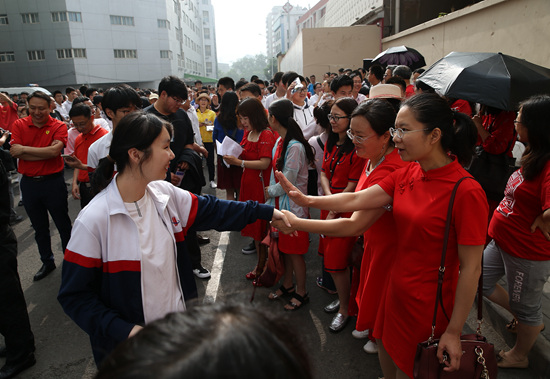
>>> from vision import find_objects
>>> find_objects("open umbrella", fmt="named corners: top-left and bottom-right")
top-left (371, 45), bottom-right (426, 70)
top-left (418, 52), bottom-right (550, 110)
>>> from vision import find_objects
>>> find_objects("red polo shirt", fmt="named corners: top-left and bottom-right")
top-left (74, 124), bottom-right (108, 182)
top-left (10, 115), bottom-right (68, 176)
top-left (0, 101), bottom-right (18, 131)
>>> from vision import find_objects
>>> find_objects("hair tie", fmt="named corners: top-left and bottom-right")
top-left (107, 155), bottom-right (115, 163)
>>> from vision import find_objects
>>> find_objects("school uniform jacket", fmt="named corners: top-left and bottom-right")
top-left (58, 178), bottom-right (273, 364)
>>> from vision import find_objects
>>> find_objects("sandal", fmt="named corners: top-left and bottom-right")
top-left (284, 292), bottom-right (309, 311)
top-left (268, 285), bottom-right (295, 300)
top-left (496, 350), bottom-right (529, 369)
top-left (245, 271), bottom-right (256, 280)
top-left (506, 318), bottom-right (518, 333)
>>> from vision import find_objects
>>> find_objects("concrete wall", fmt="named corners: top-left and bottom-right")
top-left (382, 0), bottom-right (550, 68)
top-left (280, 25), bottom-right (381, 78)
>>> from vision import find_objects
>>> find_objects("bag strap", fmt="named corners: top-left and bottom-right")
top-left (428, 176), bottom-right (473, 342)
top-left (316, 135), bottom-right (324, 151)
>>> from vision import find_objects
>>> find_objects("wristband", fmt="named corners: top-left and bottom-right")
top-left (241, 160), bottom-right (245, 168)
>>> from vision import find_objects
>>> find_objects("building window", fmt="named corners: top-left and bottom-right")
top-left (110, 15), bottom-right (134, 26)
top-left (27, 50), bottom-right (45, 61)
top-left (202, 11), bottom-right (209, 23)
top-left (0, 51), bottom-right (15, 63)
top-left (160, 50), bottom-right (172, 59)
top-left (205, 45), bottom-right (211, 57)
top-left (157, 19), bottom-right (170, 29)
top-left (57, 48), bottom-right (87, 59)
top-left (0, 14), bottom-right (9, 25)
top-left (206, 62), bottom-right (212, 74)
top-left (114, 49), bottom-right (137, 59)
top-left (52, 11), bottom-right (82, 22)
top-left (203, 28), bottom-right (210, 39)
top-left (21, 13), bottom-right (39, 24)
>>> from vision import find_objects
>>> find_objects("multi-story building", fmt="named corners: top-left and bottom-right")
top-left (265, 2), bottom-right (308, 59)
top-left (199, 0), bottom-right (218, 80)
top-left (296, 0), bottom-right (328, 34)
top-left (0, 0), bottom-right (217, 90)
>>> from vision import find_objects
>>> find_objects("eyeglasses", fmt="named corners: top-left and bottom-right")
top-left (389, 127), bottom-right (430, 139)
top-left (346, 129), bottom-right (375, 143)
top-left (170, 96), bottom-right (185, 104)
top-left (513, 120), bottom-right (523, 126)
top-left (293, 88), bottom-right (308, 93)
top-left (72, 121), bottom-right (90, 128)
top-left (328, 114), bottom-right (350, 122)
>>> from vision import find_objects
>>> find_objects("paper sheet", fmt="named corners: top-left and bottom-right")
top-left (216, 137), bottom-right (243, 168)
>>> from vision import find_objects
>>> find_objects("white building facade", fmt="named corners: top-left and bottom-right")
top-left (265, 2), bottom-right (308, 58)
top-left (0, 0), bottom-right (217, 89)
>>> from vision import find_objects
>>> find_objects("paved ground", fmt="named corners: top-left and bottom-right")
top-left (1, 169), bottom-right (541, 378)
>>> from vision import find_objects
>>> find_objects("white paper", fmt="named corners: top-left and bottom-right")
top-left (217, 136), bottom-right (243, 168)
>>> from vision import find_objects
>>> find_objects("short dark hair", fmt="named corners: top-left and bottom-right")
top-left (272, 72), bottom-right (284, 84)
top-left (79, 85), bottom-right (88, 95)
top-left (96, 302), bottom-right (313, 379)
top-left (69, 103), bottom-right (92, 119)
top-left (85, 88), bottom-right (98, 98)
top-left (53, 90), bottom-right (63, 97)
top-left (235, 79), bottom-right (248, 91)
top-left (217, 77), bottom-right (235, 90)
top-left (281, 71), bottom-right (299, 87)
top-left (253, 79), bottom-right (265, 87)
top-left (66, 87), bottom-right (76, 95)
top-left (330, 75), bottom-right (354, 93)
top-left (250, 75), bottom-right (259, 82)
top-left (27, 91), bottom-right (52, 105)
top-left (158, 76), bottom-right (188, 99)
top-left (368, 65), bottom-right (384, 81)
top-left (72, 96), bottom-right (91, 106)
top-left (385, 77), bottom-right (406, 93)
top-left (93, 95), bottom-right (103, 106)
top-left (393, 65), bottom-right (412, 80)
top-left (102, 84), bottom-right (142, 120)
top-left (351, 99), bottom-right (396, 145)
top-left (239, 83), bottom-right (262, 98)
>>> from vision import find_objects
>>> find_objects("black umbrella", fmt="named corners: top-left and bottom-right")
top-left (418, 52), bottom-right (550, 111)
top-left (371, 45), bottom-right (426, 71)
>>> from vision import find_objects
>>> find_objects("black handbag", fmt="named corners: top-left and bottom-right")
top-left (467, 143), bottom-right (516, 202)
top-left (413, 177), bottom-right (498, 379)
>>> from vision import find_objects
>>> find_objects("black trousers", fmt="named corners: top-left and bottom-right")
top-left (204, 142), bottom-right (215, 181)
top-left (0, 225), bottom-right (35, 364)
top-left (20, 174), bottom-right (72, 264)
top-left (79, 181), bottom-right (95, 209)
top-left (186, 230), bottom-right (202, 269)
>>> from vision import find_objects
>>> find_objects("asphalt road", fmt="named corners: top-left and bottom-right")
top-left (3, 169), bottom-right (538, 379)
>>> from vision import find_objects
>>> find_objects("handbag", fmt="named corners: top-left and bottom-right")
top-left (413, 177), bottom-right (498, 379)
top-left (467, 143), bottom-right (516, 202)
top-left (253, 227), bottom-right (285, 288)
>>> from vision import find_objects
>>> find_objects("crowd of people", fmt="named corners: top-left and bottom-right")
top-left (0, 62), bottom-right (548, 379)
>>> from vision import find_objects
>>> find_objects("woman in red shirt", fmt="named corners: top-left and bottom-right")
top-left (318, 97), bottom-right (365, 333)
top-left (223, 98), bottom-right (276, 280)
top-left (483, 95), bottom-right (550, 369)
top-left (274, 93), bottom-right (488, 379)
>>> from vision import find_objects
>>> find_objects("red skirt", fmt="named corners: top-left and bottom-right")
top-left (278, 230), bottom-right (309, 255)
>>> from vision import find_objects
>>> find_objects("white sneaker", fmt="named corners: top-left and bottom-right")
top-left (192, 266), bottom-right (211, 279)
top-left (210, 180), bottom-right (217, 189)
top-left (352, 329), bottom-right (370, 339)
top-left (363, 340), bottom-right (378, 354)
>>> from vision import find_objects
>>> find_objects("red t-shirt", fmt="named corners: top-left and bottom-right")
top-left (10, 115), bottom-right (68, 176)
top-left (451, 99), bottom-right (472, 116)
top-left (377, 158), bottom-right (488, 377)
top-left (479, 111), bottom-right (516, 156)
top-left (0, 101), bottom-right (18, 131)
top-left (74, 125), bottom-right (109, 183)
top-left (321, 144), bottom-right (365, 193)
top-left (405, 84), bottom-right (415, 98)
top-left (489, 162), bottom-right (550, 260)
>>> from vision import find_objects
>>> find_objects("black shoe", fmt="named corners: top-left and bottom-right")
top-left (9, 215), bottom-right (23, 226)
top-left (33, 263), bottom-right (56, 281)
top-left (197, 234), bottom-right (210, 245)
top-left (0, 346), bottom-right (5, 358)
top-left (192, 266), bottom-right (211, 279)
top-left (0, 353), bottom-right (36, 379)
top-left (17, 200), bottom-right (23, 207)
top-left (242, 240), bottom-right (256, 255)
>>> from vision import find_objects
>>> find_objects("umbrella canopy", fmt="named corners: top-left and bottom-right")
top-left (371, 45), bottom-right (426, 71)
top-left (418, 52), bottom-right (550, 111)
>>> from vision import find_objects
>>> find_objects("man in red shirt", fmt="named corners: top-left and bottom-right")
top-left (67, 104), bottom-right (108, 208)
top-left (10, 91), bottom-right (72, 281)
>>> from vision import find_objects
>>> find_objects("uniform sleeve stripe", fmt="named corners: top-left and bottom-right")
top-left (103, 260), bottom-right (141, 273)
top-left (175, 230), bottom-right (185, 242)
top-left (64, 249), bottom-right (102, 268)
top-left (187, 193), bottom-right (198, 227)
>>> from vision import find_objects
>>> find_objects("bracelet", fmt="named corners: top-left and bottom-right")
top-left (241, 159), bottom-right (245, 168)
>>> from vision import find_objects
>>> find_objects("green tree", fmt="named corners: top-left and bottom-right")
top-left (220, 54), bottom-right (272, 81)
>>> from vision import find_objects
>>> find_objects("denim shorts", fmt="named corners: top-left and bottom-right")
top-left (483, 240), bottom-right (550, 326)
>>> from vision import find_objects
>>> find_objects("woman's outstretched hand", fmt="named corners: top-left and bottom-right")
top-left (274, 170), bottom-right (310, 207)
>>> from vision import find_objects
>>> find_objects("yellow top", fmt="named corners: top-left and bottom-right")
top-left (196, 108), bottom-right (216, 143)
